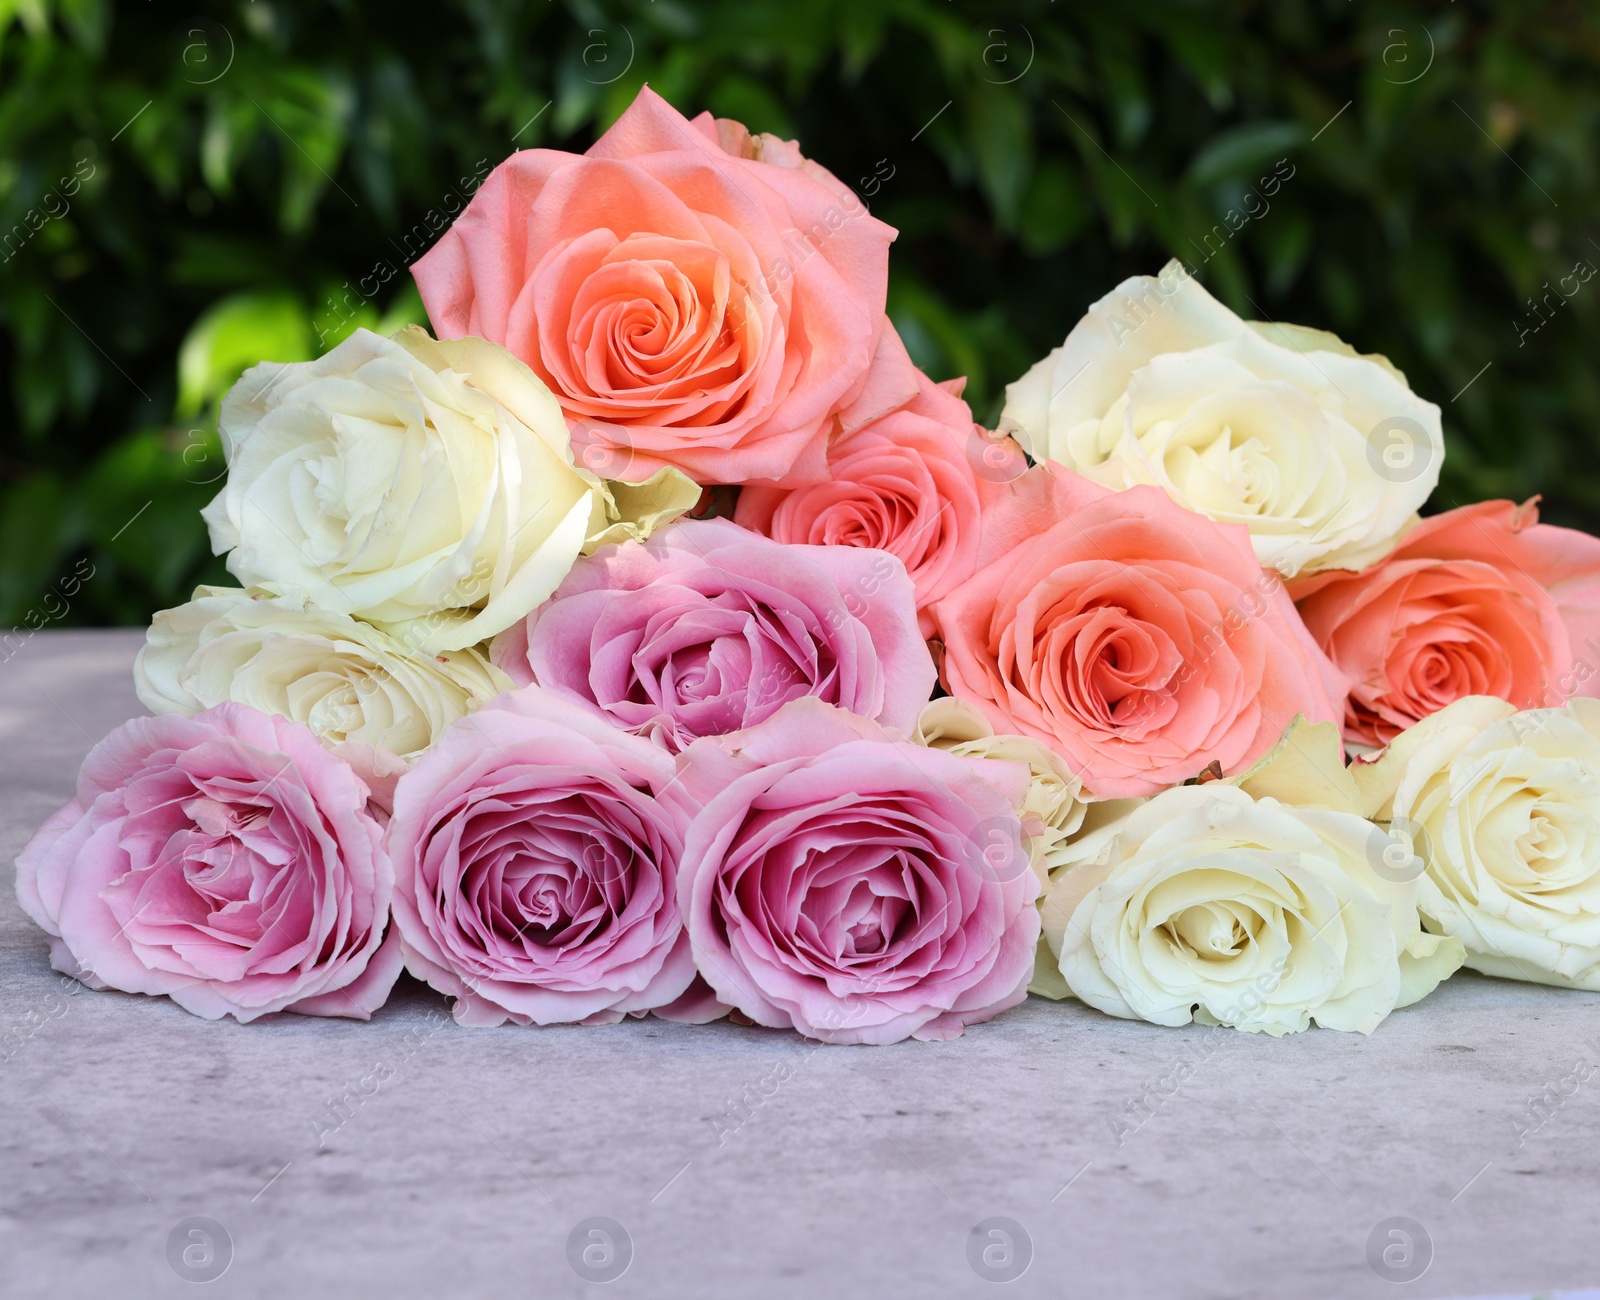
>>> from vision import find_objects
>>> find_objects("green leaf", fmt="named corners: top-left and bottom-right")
top-left (1163, 21), bottom-right (1235, 113)
top-left (1091, 24), bottom-right (1151, 146)
top-left (1187, 122), bottom-right (1307, 187)
top-left (0, 470), bottom-right (68, 621)
top-left (253, 70), bottom-right (356, 232)
top-left (377, 279), bottom-right (427, 336)
top-left (1019, 159), bottom-right (1089, 256)
top-left (838, 5), bottom-right (886, 82)
top-left (176, 291), bottom-right (312, 419)
top-left (707, 75), bottom-right (794, 138)
top-left (966, 82), bottom-right (1032, 231)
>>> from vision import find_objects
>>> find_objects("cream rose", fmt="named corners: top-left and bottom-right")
top-left (1043, 719), bottom-right (1463, 1034)
top-left (201, 326), bottom-right (698, 653)
top-left (913, 697), bottom-right (1089, 884)
top-left (1355, 695), bottom-right (1600, 990)
top-left (913, 698), bottom-right (1145, 1000)
top-left (999, 261), bottom-right (1443, 577)
top-left (135, 585), bottom-right (510, 769)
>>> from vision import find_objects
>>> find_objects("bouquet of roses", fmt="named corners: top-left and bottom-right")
top-left (19, 87), bottom-right (1600, 1044)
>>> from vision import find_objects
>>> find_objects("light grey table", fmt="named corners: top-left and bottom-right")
top-left (2, 630), bottom-right (1597, 1300)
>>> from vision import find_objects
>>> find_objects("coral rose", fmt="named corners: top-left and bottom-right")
top-left (1291, 499), bottom-right (1600, 750)
top-left (14, 704), bottom-right (399, 1022)
top-left (412, 86), bottom-right (918, 486)
top-left (735, 372), bottom-right (1003, 635)
top-left (929, 464), bottom-right (1344, 798)
top-left (491, 518), bottom-right (934, 752)
top-left (674, 699), bottom-right (1039, 1044)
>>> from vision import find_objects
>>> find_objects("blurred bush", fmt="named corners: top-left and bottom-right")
top-left (1, 0), bottom-right (1596, 625)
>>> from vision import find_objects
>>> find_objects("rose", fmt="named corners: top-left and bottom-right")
top-left (1046, 717), bottom-right (1463, 1027)
top-left (1355, 695), bottom-right (1600, 990)
top-left (913, 696), bottom-right (1149, 1004)
top-left (1046, 775), bottom-right (1462, 1035)
top-left (136, 586), bottom-right (511, 775)
top-left (490, 517), bottom-right (934, 753)
top-left (929, 462), bottom-right (1345, 798)
top-left (386, 686), bottom-right (694, 1025)
top-left (201, 326), bottom-right (697, 654)
top-left (999, 261), bottom-right (1442, 577)
top-left (735, 372), bottom-right (996, 635)
top-left (674, 699), bottom-right (1039, 1044)
top-left (411, 86), bottom-right (919, 487)
top-left (1291, 499), bottom-right (1600, 750)
top-left (912, 697), bottom-right (1089, 884)
top-left (14, 703), bottom-right (400, 1022)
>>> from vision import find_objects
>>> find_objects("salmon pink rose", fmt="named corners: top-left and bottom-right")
top-left (14, 704), bottom-right (399, 1022)
top-left (675, 699), bottom-right (1039, 1044)
top-left (1291, 499), bottom-right (1600, 750)
top-left (929, 464), bottom-right (1343, 798)
top-left (491, 518), bottom-right (934, 753)
top-left (735, 372), bottom-right (999, 635)
top-left (386, 687), bottom-right (694, 1026)
top-left (412, 86), bottom-right (917, 487)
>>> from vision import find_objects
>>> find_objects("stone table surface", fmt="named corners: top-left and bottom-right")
top-left (1, 630), bottom-right (1598, 1300)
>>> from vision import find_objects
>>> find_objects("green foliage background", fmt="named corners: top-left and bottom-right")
top-left (1, 0), bottom-right (1596, 626)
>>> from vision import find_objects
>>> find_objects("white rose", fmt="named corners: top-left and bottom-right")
top-left (136, 585), bottom-right (510, 767)
top-left (913, 698), bottom-right (1089, 883)
top-left (1044, 718), bottom-right (1463, 1034)
top-left (1355, 695), bottom-right (1600, 990)
top-left (202, 327), bottom-right (698, 653)
top-left (913, 698), bottom-right (1145, 1000)
top-left (999, 261), bottom-right (1442, 577)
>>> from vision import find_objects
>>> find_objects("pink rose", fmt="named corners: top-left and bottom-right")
top-left (1290, 499), bottom-right (1600, 749)
top-left (386, 686), bottom-right (693, 1026)
top-left (14, 704), bottom-right (399, 1022)
top-left (490, 517), bottom-right (935, 752)
top-left (412, 86), bottom-right (918, 487)
top-left (930, 463), bottom-right (1344, 798)
top-left (736, 372), bottom-right (1015, 636)
top-left (675, 699), bottom-right (1039, 1044)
